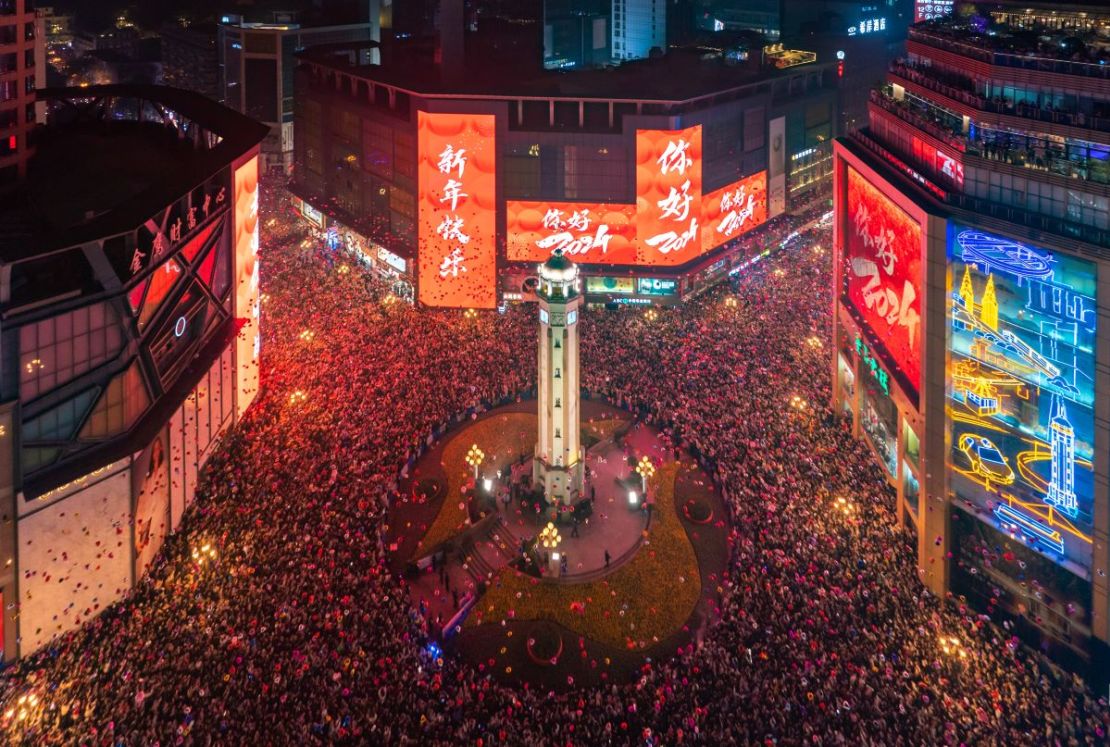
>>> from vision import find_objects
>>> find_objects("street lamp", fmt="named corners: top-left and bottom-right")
top-left (465, 444), bottom-right (485, 481)
top-left (939, 635), bottom-right (969, 661)
top-left (539, 521), bottom-right (562, 551)
top-left (635, 455), bottom-right (656, 495)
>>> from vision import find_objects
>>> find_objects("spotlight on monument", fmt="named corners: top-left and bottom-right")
top-left (482, 478), bottom-right (493, 493)
top-left (628, 490), bottom-right (639, 507)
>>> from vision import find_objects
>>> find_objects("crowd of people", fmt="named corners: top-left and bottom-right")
top-left (0, 186), bottom-right (1105, 745)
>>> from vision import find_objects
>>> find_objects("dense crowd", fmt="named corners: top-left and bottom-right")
top-left (0, 187), bottom-right (1105, 745)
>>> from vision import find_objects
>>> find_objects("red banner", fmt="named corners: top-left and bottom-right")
top-left (701, 171), bottom-right (768, 253)
top-left (417, 113), bottom-right (497, 309)
top-left (843, 166), bottom-right (923, 391)
top-left (636, 126), bottom-right (703, 266)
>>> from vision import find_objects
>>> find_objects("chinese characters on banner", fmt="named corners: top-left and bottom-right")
top-left (843, 166), bottom-right (923, 393)
top-left (636, 126), bottom-right (703, 265)
top-left (701, 171), bottom-right (768, 253)
top-left (417, 112), bottom-right (497, 309)
top-left (505, 201), bottom-right (637, 264)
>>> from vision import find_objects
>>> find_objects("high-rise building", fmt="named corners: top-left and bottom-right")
top-left (161, 21), bottom-right (220, 101)
top-left (831, 2), bottom-right (1110, 681)
top-left (217, 12), bottom-right (376, 175)
top-left (544, 0), bottom-right (611, 69)
top-left (0, 85), bottom-right (266, 662)
top-left (0, 0), bottom-right (44, 187)
top-left (611, 0), bottom-right (666, 60)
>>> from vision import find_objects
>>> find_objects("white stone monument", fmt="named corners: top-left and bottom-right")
top-left (533, 249), bottom-right (584, 506)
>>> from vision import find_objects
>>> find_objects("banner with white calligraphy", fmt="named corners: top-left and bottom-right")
top-left (636, 126), bottom-right (703, 266)
top-left (701, 170), bottom-right (768, 253)
top-left (417, 112), bottom-right (497, 309)
top-left (843, 166), bottom-right (923, 393)
top-left (506, 201), bottom-right (637, 264)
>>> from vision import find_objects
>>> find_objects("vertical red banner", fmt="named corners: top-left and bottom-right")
top-left (417, 112), bottom-right (497, 309)
top-left (636, 126), bottom-right (702, 266)
top-left (843, 166), bottom-right (923, 392)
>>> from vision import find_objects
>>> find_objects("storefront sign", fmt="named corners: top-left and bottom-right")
top-left (855, 335), bottom-right (890, 395)
top-left (637, 277), bottom-right (677, 296)
top-left (377, 246), bottom-right (407, 274)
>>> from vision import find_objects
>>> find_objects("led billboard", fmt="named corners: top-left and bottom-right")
top-left (417, 113), bottom-right (497, 309)
top-left (506, 201), bottom-right (637, 264)
top-left (702, 171), bottom-right (769, 253)
top-left (637, 126), bottom-right (703, 266)
top-left (842, 166), bottom-right (923, 394)
top-left (947, 226), bottom-right (1096, 574)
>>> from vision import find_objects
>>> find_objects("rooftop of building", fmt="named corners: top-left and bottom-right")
top-left (910, 4), bottom-right (1110, 69)
top-left (298, 41), bottom-right (831, 103)
top-left (0, 85), bottom-right (268, 264)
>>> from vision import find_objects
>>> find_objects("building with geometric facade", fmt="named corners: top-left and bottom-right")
top-left (0, 85), bottom-right (265, 661)
top-left (831, 2), bottom-right (1109, 682)
top-left (291, 40), bottom-right (839, 308)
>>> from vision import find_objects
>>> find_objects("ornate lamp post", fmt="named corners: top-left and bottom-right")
top-left (635, 455), bottom-right (656, 495)
top-left (465, 444), bottom-right (485, 481)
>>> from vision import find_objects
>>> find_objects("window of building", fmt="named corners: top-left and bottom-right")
top-left (20, 302), bottom-right (125, 403)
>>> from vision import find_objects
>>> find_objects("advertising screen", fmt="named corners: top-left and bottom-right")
top-left (506, 201), bottom-right (637, 264)
top-left (417, 112), bottom-right (497, 308)
top-left (637, 126), bottom-right (703, 266)
top-left (947, 226), bottom-right (1096, 574)
top-left (842, 166), bottom-right (923, 394)
top-left (702, 171), bottom-right (769, 253)
top-left (233, 156), bottom-right (260, 417)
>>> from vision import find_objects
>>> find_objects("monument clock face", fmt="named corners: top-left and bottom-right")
top-left (550, 312), bottom-right (566, 326)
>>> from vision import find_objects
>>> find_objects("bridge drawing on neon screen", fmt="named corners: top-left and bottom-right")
top-left (946, 226), bottom-right (1096, 576)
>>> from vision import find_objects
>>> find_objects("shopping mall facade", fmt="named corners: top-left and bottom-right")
top-left (290, 42), bottom-right (839, 307)
top-left (0, 86), bottom-right (265, 661)
top-left (832, 4), bottom-right (1110, 680)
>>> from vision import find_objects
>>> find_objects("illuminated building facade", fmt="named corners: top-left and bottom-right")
top-left (0, 86), bottom-right (267, 662)
top-left (832, 3), bottom-right (1110, 680)
top-left (292, 41), bottom-right (839, 308)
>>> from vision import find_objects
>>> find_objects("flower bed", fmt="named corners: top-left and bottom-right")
top-left (467, 461), bottom-right (702, 651)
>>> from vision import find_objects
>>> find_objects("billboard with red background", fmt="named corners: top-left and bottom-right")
top-left (842, 166), bottom-right (923, 393)
top-left (636, 126), bottom-right (703, 266)
top-left (701, 171), bottom-right (768, 253)
top-left (417, 112), bottom-right (497, 309)
top-left (506, 201), bottom-right (637, 264)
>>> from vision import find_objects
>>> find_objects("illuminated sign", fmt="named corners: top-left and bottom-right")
top-left (912, 137), bottom-right (964, 188)
top-left (417, 112), bottom-right (497, 309)
top-left (916, 0), bottom-right (953, 22)
top-left (585, 276), bottom-right (635, 294)
top-left (637, 126), bottom-right (703, 265)
top-left (854, 335), bottom-right (890, 395)
top-left (233, 156), bottom-right (260, 418)
top-left (849, 17), bottom-right (886, 35)
top-left (842, 166), bottom-right (923, 394)
top-left (701, 171), bottom-right (768, 253)
top-left (947, 226), bottom-right (1096, 573)
top-left (637, 277), bottom-right (677, 296)
top-left (506, 201), bottom-right (637, 264)
top-left (377, 246), bottom-right (407, 273)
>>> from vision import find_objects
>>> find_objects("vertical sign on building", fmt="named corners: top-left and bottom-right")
top-left (417, 112), bottom-right (497, 309)
top-left (842, 166), bottom-right (923, 394)
top-left (233, 155), bottom-right (260, 417)
top-left (768, 116), bottom-right (786, 217)
top-left (636, 125), bottom-right (702, 266)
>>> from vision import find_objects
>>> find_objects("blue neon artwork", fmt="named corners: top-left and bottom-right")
top-left (947, 225), bottom-right (1095, 576)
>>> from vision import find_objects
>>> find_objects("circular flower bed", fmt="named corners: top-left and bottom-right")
top-left (526, 623), bottom-right (564, 666)
top-left (682, 498), bottom-right (713, 524)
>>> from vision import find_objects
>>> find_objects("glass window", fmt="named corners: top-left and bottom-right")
top-left (20, 302), bottom-right (125, 402)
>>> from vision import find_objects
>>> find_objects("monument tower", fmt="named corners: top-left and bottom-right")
top-left (534, 250), bottom-right (584, 506)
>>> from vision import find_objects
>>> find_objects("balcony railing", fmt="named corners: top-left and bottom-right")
top-left (870, 89), bottom-right (967, 151)
top-left (891, 61), bottom-right (1110, 134)
top-left (909, 27), bottom-right (1110, 81)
